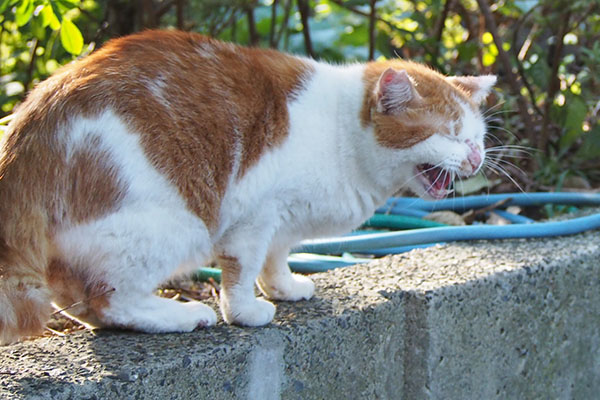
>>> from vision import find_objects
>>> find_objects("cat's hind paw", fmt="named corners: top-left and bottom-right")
top-left (258, 273), bottom-right (315, 302)
top-left (222, 297), bottom-right (276, 327)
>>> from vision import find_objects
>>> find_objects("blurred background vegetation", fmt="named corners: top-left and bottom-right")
top-left (1, 0), bottom-right (599, 193)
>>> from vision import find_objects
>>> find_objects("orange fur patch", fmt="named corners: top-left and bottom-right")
top-left (47, 31), bottom-right (313, 230)
top-left (46, 259), bottom-right (112, 326)
top-left (218, 254), bottom-right (242, 291)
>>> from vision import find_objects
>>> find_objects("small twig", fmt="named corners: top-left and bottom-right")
top-left (328, 0), bottom-right (411, 36)
top-left (274, 0), bottom-right (293, 48)
top-left (462, 198), bottom-right (512, 224)
top-left (208, 277), bottom-right (220, 296)
top-left (52, 288), bottom-right (116, 316)
top-left (210, 9), bottom-right (237, 37)
top-left (45, 327), bottom-right (66, 336)
top-left (24, 38), bottom-right (39, 91)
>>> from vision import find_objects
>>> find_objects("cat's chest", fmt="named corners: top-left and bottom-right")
top-left (219, 166), bottom-right (380, 242)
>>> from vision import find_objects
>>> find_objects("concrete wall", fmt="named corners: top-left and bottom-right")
top-left (1, 230), bottom-right (599, 399)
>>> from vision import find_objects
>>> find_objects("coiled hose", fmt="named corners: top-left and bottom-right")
top-left (195, 192), bottom-right (600, 279)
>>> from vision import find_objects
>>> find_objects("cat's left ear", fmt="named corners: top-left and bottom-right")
top-left (375, 68), bottom-right (421, 114)
top-left (447, 75), bottom-right (497, 104)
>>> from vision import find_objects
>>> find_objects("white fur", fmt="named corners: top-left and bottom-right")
top-left (56, 111), bottom-right (216, 332)
top-left (54, 60), bottom-right (487, 330)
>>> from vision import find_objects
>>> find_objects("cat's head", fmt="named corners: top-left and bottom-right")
top-left (363, 62), bottom-right (496, 200)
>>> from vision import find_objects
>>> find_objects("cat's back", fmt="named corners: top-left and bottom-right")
top-left (6, 30), bottom-right (311, 136)
top-left (1, 30), bottom-right (315, 231)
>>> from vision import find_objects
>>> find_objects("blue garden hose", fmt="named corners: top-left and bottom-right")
top-left (295, 212), bottom-right (600, 254)
top-left (196, 192), bottom-right (600, 280)
top-left (378, 192), bottom-right (600, 213)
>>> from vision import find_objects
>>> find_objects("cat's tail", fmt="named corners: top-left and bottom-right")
top-left (0, 206), bottom-right (52, 345)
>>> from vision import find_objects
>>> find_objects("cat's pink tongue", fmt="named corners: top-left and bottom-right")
top-left (433, 171), bottom-right (452, 192)
top-left (418, 164), bottom-right (453, 199)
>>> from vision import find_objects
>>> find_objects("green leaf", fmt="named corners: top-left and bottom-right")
top-left (55, 0), bottom-right (79, 11)
top-left (576, 125), bottom-right (600, 161)
top-left (456, 42), bottom-right (479, 62)
top-left (558, 95), bottom-right (587, 151)
top-left (49, 0), bottom-right (63, 22)
top-left (60, 18), bottom-right (83, 55)
top-left (50, 0), bottom-right (76, 14)
top-left (31, 13), bottom-right (46, 39)
top-left (454, 172), bottom-right (501, 195)
top-left (15, 0), bottom-right (34, 27)
top-left (0, 0), bottom-right (11, 14)
top-left (41, 4), bottom-right (61, 30)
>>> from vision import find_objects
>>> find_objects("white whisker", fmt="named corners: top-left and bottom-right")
top-left (484, 161), bottom-right (526, 194)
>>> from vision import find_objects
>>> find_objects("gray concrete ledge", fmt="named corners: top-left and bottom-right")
top-left (2, 228), bottom-right (600, 399)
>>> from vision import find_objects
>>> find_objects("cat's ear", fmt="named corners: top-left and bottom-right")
top-left (447, 75), bottom-right (497, 104)
top-left (375, 68), bottom-right (420, 114)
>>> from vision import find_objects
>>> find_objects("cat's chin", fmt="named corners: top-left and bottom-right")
top-left (414, 164), bottom-right (454, 200)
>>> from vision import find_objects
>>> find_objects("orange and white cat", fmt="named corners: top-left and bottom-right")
top-left (0, 30), bottom-right (495, 344)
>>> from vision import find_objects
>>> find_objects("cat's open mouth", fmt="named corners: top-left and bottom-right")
top-left (416, 164), bottom-right (453, 200)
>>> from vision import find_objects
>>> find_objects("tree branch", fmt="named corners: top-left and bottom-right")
top-left (246, 5), bottom-right (259, 46)
top-left (155, 0), bottom-right (175, 19)
top-left (297, 0), bottom-right (314, 57)
top-left (269, 0), bottom-right (278, 48)
top-left (175, 0), bottom-right (184, 30)
top-left (432, 0), bottom-right (453, 61)
top-left (368, 0), bottom-right (377, 60)
top-left (328, 0), bottom-right (411, 35)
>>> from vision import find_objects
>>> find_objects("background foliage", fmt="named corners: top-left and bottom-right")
top-left (1, 0), bottom-right (599, 192)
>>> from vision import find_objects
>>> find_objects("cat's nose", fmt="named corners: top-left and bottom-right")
top-left (461, 139), bottom-right (482, 175)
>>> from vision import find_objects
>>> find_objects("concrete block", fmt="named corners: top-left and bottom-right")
top-left (1, 228), bottom-right (599, 399)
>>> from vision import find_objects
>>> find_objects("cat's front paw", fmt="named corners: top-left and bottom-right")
top-left (222, 297), bottom-right (276, 327)
top-left (258, 273), bottom-right (315, 302)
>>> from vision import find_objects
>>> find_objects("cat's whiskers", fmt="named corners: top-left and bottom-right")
top-left (487, 157), bottom-right (529, 179)
top-left (487, 125), bottom-right (521, 142)
top-left (484, 159), bottom-right (526, 193)
top-left (485, 146), bottom-right (533, 161)
top-left (486, 144), bottom-right (534, 152)
top-left (481, 101), bottom-right (506, 118)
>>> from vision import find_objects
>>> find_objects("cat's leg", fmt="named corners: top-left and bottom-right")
top-left (256, 244), bottom-right (315, 301)
top-left (54, 206), bottom-right (217, 333)
top-left (216, 226), bottom-right (277, 327)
